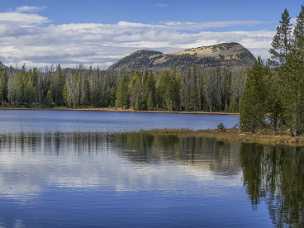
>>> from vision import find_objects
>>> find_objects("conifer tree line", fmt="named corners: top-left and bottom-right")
top-left (241, 6), bottom-right (304, 136)
top-left (115, 67), bottom-right (247, 112)
top-left (0, 63), bottom-right (247, 113)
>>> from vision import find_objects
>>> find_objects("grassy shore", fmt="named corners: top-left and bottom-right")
top-left (140, 129), bottom-right (304, 147)
top-left (0, 106), bottom-right (239, 115)
top-left (3, 106), bottom-right (301, 146)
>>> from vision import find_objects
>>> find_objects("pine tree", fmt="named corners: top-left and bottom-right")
top-left (269, 9), bottom-right (292, 66)
top-left (265, 70), bottom-right (284, 132)
top-left (46, 89), bottom-right (53, 105)
top-left (63, 82), bottom-right (68, 106)
top-left (23, 71), bottom-right (36, 104)
top-left (143, 72), bottom-right (156, 110)
top-left (0, 67), bottom-right (7, 104)
top-left (115, 76), bottom-right (129, 108)
top-left (182, 67), bottom-right (200, 111)
top-left (51, 65), bottom-right (65, 105)
top-left (129, 72), bottom-right (144, 110)
top-left (81, 77), bottom-right (90, 106)
top-left (277, 6), bottom-right (304, 136)
top-left (294, 5), bottom-right (304, 50)
top-left (240, 58), bottom-right (268, 132)
top-left (156, 71), bottom-right (181, 111)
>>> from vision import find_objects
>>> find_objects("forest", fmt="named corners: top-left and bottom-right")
top-left (0, 64), bottom-right (247, 113)
top-left (240, 6), bottom-right (304, 136)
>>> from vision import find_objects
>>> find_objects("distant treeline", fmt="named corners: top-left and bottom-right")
top-left (240, 6), bottom-right (304, 136)
top-left (0, 65), bottom-right (247, 113)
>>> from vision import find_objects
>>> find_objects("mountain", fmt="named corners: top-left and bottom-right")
top-left (108, 42), bottom-right (256, 72)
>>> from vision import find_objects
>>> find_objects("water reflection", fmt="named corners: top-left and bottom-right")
top-left (0, 132), bottom-right (241, 200)
top-left (241, 144), bottom-right (304, 227)
top-left (0, 132), bottom-right (303, 227)
top-left (113, 133), bottom-right (241, 176)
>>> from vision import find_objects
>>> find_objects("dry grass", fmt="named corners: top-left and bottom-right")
top-left (141, 129), bottom-right (304, 147)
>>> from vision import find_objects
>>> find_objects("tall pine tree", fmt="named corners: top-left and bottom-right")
top-left (240, 58), bottom-right (268, 132)
top-left (269, 9), bottom-right (292, 66)
top-left (280, 6), bottom-right (304, 136)
top-left (115, 76), bottom-right (129, 108)
top-left (294, 5), bottom-right (304, 50)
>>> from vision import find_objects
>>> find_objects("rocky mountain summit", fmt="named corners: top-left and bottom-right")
top-left (108, 42), bottom-right (256, 71)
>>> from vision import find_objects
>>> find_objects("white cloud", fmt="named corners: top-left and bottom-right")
top-left (163, 20), bottom-right (266, 30)
top-left (16, 5), bottom-right (45, 14)
top-left (0, 7), bottom-right (274, 68)
top-left (0, 133), bottom-right (242, 201)
top-left (0, 12), bottom-right (48, 25)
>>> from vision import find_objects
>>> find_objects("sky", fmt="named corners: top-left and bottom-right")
top-left (0, 0), bottom-right (303, 68)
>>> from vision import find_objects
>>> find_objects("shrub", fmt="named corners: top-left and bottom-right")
top-left (217, 122), bottom-right (225, 131)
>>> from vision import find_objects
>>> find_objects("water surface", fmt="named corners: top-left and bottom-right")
top-left (0, 110), bottom-right (239, 133)
top-left (0, 111), bottom-right (303, 228)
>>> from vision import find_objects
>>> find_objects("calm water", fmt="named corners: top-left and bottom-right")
top-left (0, 110), bottom-right (239, 133)
top-left (0, 111), bottom-right (303, 228)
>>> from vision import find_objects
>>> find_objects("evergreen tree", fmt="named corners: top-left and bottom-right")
top-left (240, 58), bottom-right (268, 132)
top-left (115, 76), bottom-right (129, 108)
top-left (0, 67), bottom-right (7, 104)
top-left (279, 6), bottom-right (304, 136)
top-left (294, 6), bottom-right (304, 50)
top-left (269, 9), bottom-right (292, 66)
top-left (143, 72), bottom-right (156, 110)
top-left (51, 65), bottom-right (65, 105)
top-left (23, 70), bottom-right (36, 104)
top-left (180, 67), bottom-right (201, 111)
top-left (265, 71), bottom-right (284, 132)
top-left (129, 72), bottom-right (144, 110)
top-left (46, 89), bottom-right (53, 105)
top-left (156, 71), bottom-right (181, 111)
top-left (63, 82), bottom-right (68, 106)
top-left (281, 51), bottom-right (304, 136)
top-left (80, 76), bottom-right (90, 105)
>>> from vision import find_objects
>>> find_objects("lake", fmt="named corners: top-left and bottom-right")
top-left (0, 110), bottom-right (239, 133)
top-left (0, 110), bottom-right (303, 228)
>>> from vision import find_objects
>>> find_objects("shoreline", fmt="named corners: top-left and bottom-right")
top-left (0, 107), bottom-right (240, 116)
top-left (139, 129), bottom-right (304, 147)
top-left (1, 107), bottom-right (302, 146)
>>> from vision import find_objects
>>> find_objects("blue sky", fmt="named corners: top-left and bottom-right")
top-left (0, 0), bottom-right (303, 68)
top-left (1, 0), bottom-right (303, 24)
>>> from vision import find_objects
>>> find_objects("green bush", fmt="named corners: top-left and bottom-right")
top-left (217, 122), bottom-right (225, 131)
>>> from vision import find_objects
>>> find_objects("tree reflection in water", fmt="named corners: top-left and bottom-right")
top-left (241, 143), bottom-right (304, 227)
top-left (0, 132), bottom-right (303, 227)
